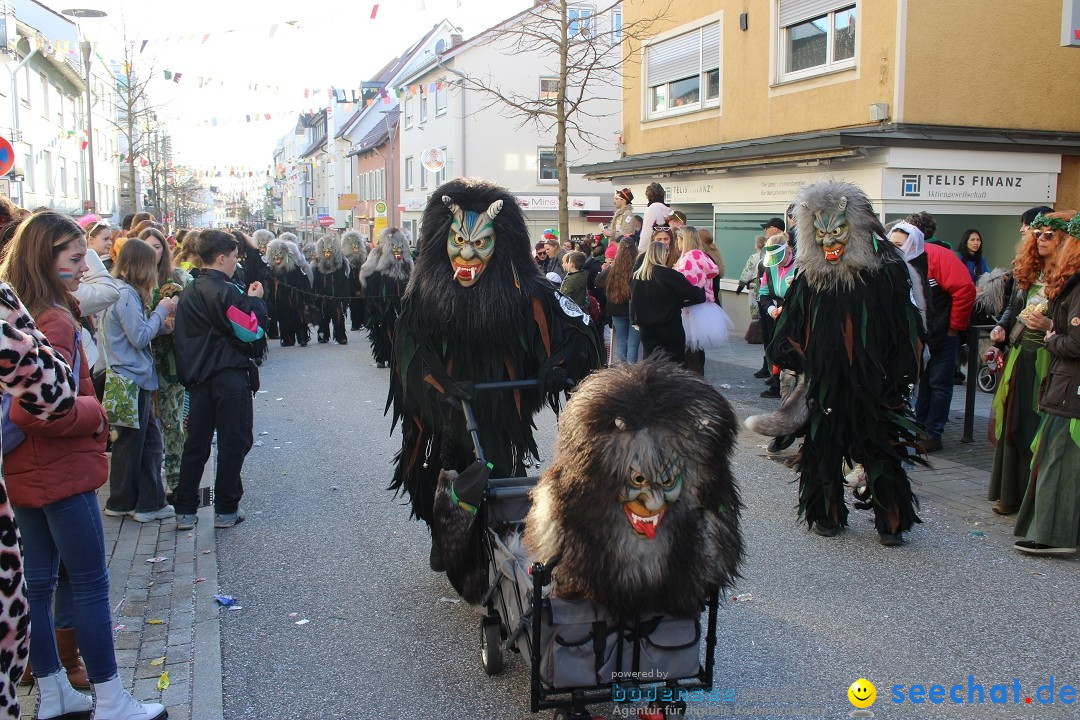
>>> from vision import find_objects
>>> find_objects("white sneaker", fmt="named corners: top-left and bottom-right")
top-left (131, 505), bottom-right (175, 523)
top-left (91, 676), bottom-right (166, 720)
top-left (35, 669), bottom-right (93, 719)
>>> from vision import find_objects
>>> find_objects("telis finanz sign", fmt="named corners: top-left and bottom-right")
top-left (883, 169), bottom-right (1055, 204)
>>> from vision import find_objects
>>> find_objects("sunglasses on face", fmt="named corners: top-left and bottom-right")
top-left (1032, 230), bottom-right (1056, 240)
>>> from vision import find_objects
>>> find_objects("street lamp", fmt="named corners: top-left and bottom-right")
top-left (61, 8), bottom-right (107, 214)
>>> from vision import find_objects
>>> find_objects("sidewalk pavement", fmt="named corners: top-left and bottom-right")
top-left (18, 458), bottom-right (223, 720)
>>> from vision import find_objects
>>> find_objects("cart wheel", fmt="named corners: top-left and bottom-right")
top-left (480, 616), bottom-right (504, 675)
top-left (977, 366), bottom-right (997, 394)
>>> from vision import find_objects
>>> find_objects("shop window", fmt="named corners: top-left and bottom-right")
top-left (540, 77), bottom-right (559, 102)
top-left (778, 2), bottom-right (856, 82)
top-left (644, 21), bottom-right (721, 120)
top-left (538, 149), bottom-right (557, 183)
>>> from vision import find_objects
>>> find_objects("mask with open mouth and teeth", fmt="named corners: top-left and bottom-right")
top-left (445, 195), bottom-right (501, 287)
top-left (620, 453), bottom-right (683, 539)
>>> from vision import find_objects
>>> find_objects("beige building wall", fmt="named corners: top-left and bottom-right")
top-left (902, 0), bottom-right (1080, 131)
top-left (1058, 156), bottom-right (1080, 211)
top-left (623, 0), bottom-right (899, 155)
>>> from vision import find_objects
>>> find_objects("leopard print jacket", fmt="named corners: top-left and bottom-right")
top-left (0, 281), bottom-right (77, 719)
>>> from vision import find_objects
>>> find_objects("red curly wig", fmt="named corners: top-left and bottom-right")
top-left (1013, 211), bottom-right (1074, 292)
top-left (1046, 229), bottom-right (1080, 301)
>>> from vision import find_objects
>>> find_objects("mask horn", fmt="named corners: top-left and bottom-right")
top-left (487, 199), bottom-right (504, 219)
top-left (614, 417), bottom-right (627, 431)
top-left (442, 195), bottom-right (461, 216)
top-left (800, 201), bottom-right (810, 210)
top-left (838, 196), bottom-right (848, 211)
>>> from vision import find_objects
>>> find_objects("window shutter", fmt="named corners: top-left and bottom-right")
top-left (701, 22), bottom-right (720, 72)
top-left (779, 0), bottom-right (847, 27)
top-left (646, 29), bottom-right (702, 87)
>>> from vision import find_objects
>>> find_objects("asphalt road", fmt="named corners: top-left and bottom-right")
top-left (218, 330), bottom-right (1079, 720)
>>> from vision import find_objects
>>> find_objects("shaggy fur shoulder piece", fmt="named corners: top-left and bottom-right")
top-left (793, 180), bottom-right (888, 292)
top-left (975, 267), bottom-right (1009, 320)
top-left (524, 356), bottom-right (743, 621)
top-left (252, 228), bottom-right (274, 250)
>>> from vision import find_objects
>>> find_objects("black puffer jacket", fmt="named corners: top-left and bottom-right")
top-left (1040, 273), bottom-right (1080, 418)
top-left (174, 269), bottom-right (268, 387)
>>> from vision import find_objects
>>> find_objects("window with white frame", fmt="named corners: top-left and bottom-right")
top-left (419, 90), bottom-right (428, 123)
top-left (60, 161), bottom-right (67, 196)
top-left (644, 21), bottom-right (721, 120)
top-left (568, 6), bottom-right (593, 38)
top-left (435, 82), bottom-right (447, 115)
top-left (612, 8), bottom-right (623, 43)
top-left (403, 95), bottom-right (413, 128)
top-left (436, 147), bottom-right (447, 186)
top-left (778, 2), bottom-right (856, 81)
top-left (540, 77), bottom-right (559, 102)
top-left (405, 156), bottom-right (414, 189)
top-left (420, 160), bottom-right (428, 189)
top-left (39, 73), bottom-right (48, 118)
top-left (23, 153), bottom-right (33, 191)
top-left (538, 149), bottom-right (557, 183)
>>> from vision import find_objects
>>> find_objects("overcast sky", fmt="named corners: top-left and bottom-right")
top-left (42, 0), bottom-right (532, 172)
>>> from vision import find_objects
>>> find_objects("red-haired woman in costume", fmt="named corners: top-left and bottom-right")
top-left (986, 208), bottom-right (1062, 515)
top-left (1013, 212), bottom-right (1080, 556)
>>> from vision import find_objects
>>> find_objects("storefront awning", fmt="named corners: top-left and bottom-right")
top-left (573, 124), bottom-right (1080, 181)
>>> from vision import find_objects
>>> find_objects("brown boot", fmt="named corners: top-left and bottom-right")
top-left (55, 627), bottom-right (90, 689)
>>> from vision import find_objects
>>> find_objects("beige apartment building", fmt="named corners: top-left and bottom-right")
top-left (576, 0), bottom-right (1080, 276)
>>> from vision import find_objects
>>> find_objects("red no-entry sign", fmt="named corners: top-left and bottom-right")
top-left (0, 137), bottom-right (15, 177)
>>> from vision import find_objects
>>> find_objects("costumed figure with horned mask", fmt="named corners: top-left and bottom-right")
top-left (746, 181), bottom-right (926, 546)
top-left (341, 230), bottom-right (368, 331)
top-left (312, 234), bottom-right (350, 344)
top-left (359, 227), bottom-right (413, 368)
top-left (388, 177), bottom-right (602, 597)
top-left (264, 236), bottom-right (313, 347)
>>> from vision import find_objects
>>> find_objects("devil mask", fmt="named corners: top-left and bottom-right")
top-left (444, 195), bottom-right (502, 287)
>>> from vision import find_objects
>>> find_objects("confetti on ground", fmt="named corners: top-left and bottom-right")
top-left (146, 557), bottom-right (167, 563)
top-left (273, 446), bottom-right (281, 449)
top-left (257, 390), bottom-right (268, 393)
top-left (970, 530), bottom-right (985, 537)
top-left (202, 550), bottom-right (212, 555)
top-left (215, 594), bottom-right (237, 606)
top-left (732, 593), bottom-right (753, 602)
top-left (294, 619), bottom-right (310, 625)
top-left (719, 383), bottom-right (732, 389)
top-left (228, 606), bottom-right (243, 611)
top-left (113, 624), bottom-right (126, 632)
top-left (253, 441), bottom-right (264, 447)
top-left (150, 657), bottom-right (166, 667)
top-left (276, 397), bottom-right (283, 401)
top-left (439, 597), bottom-right (461, 604)
top-left (288, 612), bottom-right (299, 618)
top-left (157, 671), bottom-right (170, 691)
top-left (147, 581), bottom-right (154, 587)
top-left (194, 578), bottom-right (206, 584)
top-left (259, 431), bottom-right (269, 436)
top-left (146, 619), bottom-right (164, 625)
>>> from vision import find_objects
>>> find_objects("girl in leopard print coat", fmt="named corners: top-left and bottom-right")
top-left (0, 280), bottom-right (77, 719)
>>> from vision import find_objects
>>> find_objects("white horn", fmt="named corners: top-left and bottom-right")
top-left (487, 199), bottom-right (504, 219)
top-left (838, 196), bottom-right (848, 211)
top-left (614, 417), bottom-right (627, 431)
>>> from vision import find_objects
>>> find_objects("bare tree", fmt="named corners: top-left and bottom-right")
top-left (448, 0), bottom-right (669, 240)
top-left (110, 34), bottom-right (165, 215)
top-left (171, 175), bottom-right (208, 228)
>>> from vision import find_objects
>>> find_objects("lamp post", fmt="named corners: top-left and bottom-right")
top-left (61, 8), bottom-right (107, 214)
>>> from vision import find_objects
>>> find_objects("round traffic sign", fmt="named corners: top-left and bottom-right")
top-left (374, 201), bottom-right (387, 215)
top-left (307, 198), bottom-right (317, 207)
top-left (318, 215), bottom-right (334, 228)
top-left (0, 137), bottom-right (15, 177)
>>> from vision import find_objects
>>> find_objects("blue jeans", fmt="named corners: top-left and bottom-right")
top-left (14, 491), bottom-right (118, 682)
top-left (611, 315), bottom-right (641, 363)
top-left (916, 334), bottom-right (959, 439)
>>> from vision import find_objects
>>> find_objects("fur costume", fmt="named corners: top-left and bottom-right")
top-left (745, 181), bottom-right (925, 541)
top-left (312, 234), bottom-right (351, 344)
top-left (389, 177), bottom-right (602, 601)
top-left (521, 357), bottom-right (742, 620)
top-left (341, 230), bottom-right (368, 331)
top-left (265, 239), bottom-right (312, 346)
top-left (359, 228), bottom-right (413, 366)
top-left (252, 228), bottom-right (274, 254)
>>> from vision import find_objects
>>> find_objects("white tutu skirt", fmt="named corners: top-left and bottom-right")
top-left (682, 302), bottom-right (734, 350)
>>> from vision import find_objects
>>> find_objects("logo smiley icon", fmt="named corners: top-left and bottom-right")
top-left (848, 679), bottom-right (876, 717)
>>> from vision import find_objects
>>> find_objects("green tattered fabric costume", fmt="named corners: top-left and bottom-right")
top-left (1014, 415), bottom-right (1080, 548)
top-left (770, 251), bottom-right (924, 534)
top-left (152, 274), bottom-right (191, 491)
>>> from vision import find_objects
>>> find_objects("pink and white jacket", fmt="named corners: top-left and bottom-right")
top-left (675, 249), bottom-right (719, 303)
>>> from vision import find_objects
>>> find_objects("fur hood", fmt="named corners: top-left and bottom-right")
top-left (793, 181), bottom-right (889, 292)
top-left (341, 230), bottom-right (368, 270)
top-left (359, 227), bottom-right (413, 287)
top-left (252, 229), bottom-right (274, 252)
top-left (265, 238), bottom-right (307, 278)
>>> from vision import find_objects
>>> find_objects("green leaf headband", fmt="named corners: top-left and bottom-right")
top-left (1067, 214), bottom-right (1080, 239)
top-left (1030, 213), bottom-right (1069, 232)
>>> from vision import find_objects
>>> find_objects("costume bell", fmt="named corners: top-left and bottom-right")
top-left (388, 177), bottom-right (602, 599)
top-left (746, 181), bottom-right (926, 546)
top-left (359, 228), bottom-right (413, 368)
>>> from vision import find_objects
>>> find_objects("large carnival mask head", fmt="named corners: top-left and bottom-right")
top-left (809, 196), bottom-right (851, 265)
top-left (443, 195), bottom-right (502, 287)
top-left (272, 249), bottom-right (285, 267)
top-left (620, 445), bottom-right (684, 539)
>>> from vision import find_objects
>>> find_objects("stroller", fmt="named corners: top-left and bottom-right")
top-left (455, 380), bottom-right (720, 719)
